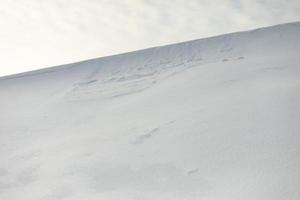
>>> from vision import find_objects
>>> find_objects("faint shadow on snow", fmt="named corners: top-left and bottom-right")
top-left (131, 128), bottom-right (160, 145)
top-left (78, 79), bottom-right (98, 86)
top-left (0, 169), bottom-right (14, 191)
top-left (18, 167), bottom-right (39, 186)
top-left (186, 168), bottom-right (200, 175)
top-left (87, 163), bottom-right (209, 194)
top-left (41, 187), bottom-right (73, 200)
top-left (0, 167), bottom-right (38, 192)
top-left (0, 168), bottom-right (8, 176)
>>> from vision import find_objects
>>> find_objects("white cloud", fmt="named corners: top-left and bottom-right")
top-left (0, 0), bottom-right (299, 76)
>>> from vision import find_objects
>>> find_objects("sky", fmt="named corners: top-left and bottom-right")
top-left (0, 0), bottom-right (299, 77)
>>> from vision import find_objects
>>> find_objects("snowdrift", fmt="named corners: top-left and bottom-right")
top-left (0, 22), bottom-right (300, 200)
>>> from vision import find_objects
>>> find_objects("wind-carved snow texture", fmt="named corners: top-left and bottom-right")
top-left (64, 51), bottom-right (204, 101)
top-left (131, 128), bottom-right (160, 145)
top-left (0, 22), bottom-right (300, 200)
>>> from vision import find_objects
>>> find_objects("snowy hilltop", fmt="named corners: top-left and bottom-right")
top-left (0, 22), bottom-right (300, 200)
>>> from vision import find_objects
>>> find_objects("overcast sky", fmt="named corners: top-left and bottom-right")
top-left (0, 0), bottom-right (299, 76)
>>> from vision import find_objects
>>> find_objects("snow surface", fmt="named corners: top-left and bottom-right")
top-left (0, 22), bottom-right (300, 200)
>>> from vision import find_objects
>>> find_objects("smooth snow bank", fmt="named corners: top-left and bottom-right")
top-left (0, 22), bottom-right (300, 200)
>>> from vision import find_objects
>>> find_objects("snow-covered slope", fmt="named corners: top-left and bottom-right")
top-left (0, 22), bottom-right (300, 200)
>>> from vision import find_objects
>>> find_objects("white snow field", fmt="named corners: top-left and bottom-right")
top-left (1, 22), bottom-right (300, 200)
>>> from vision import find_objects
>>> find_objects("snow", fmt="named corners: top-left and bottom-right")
top-left (0, 22), bottom-right (300, 200)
